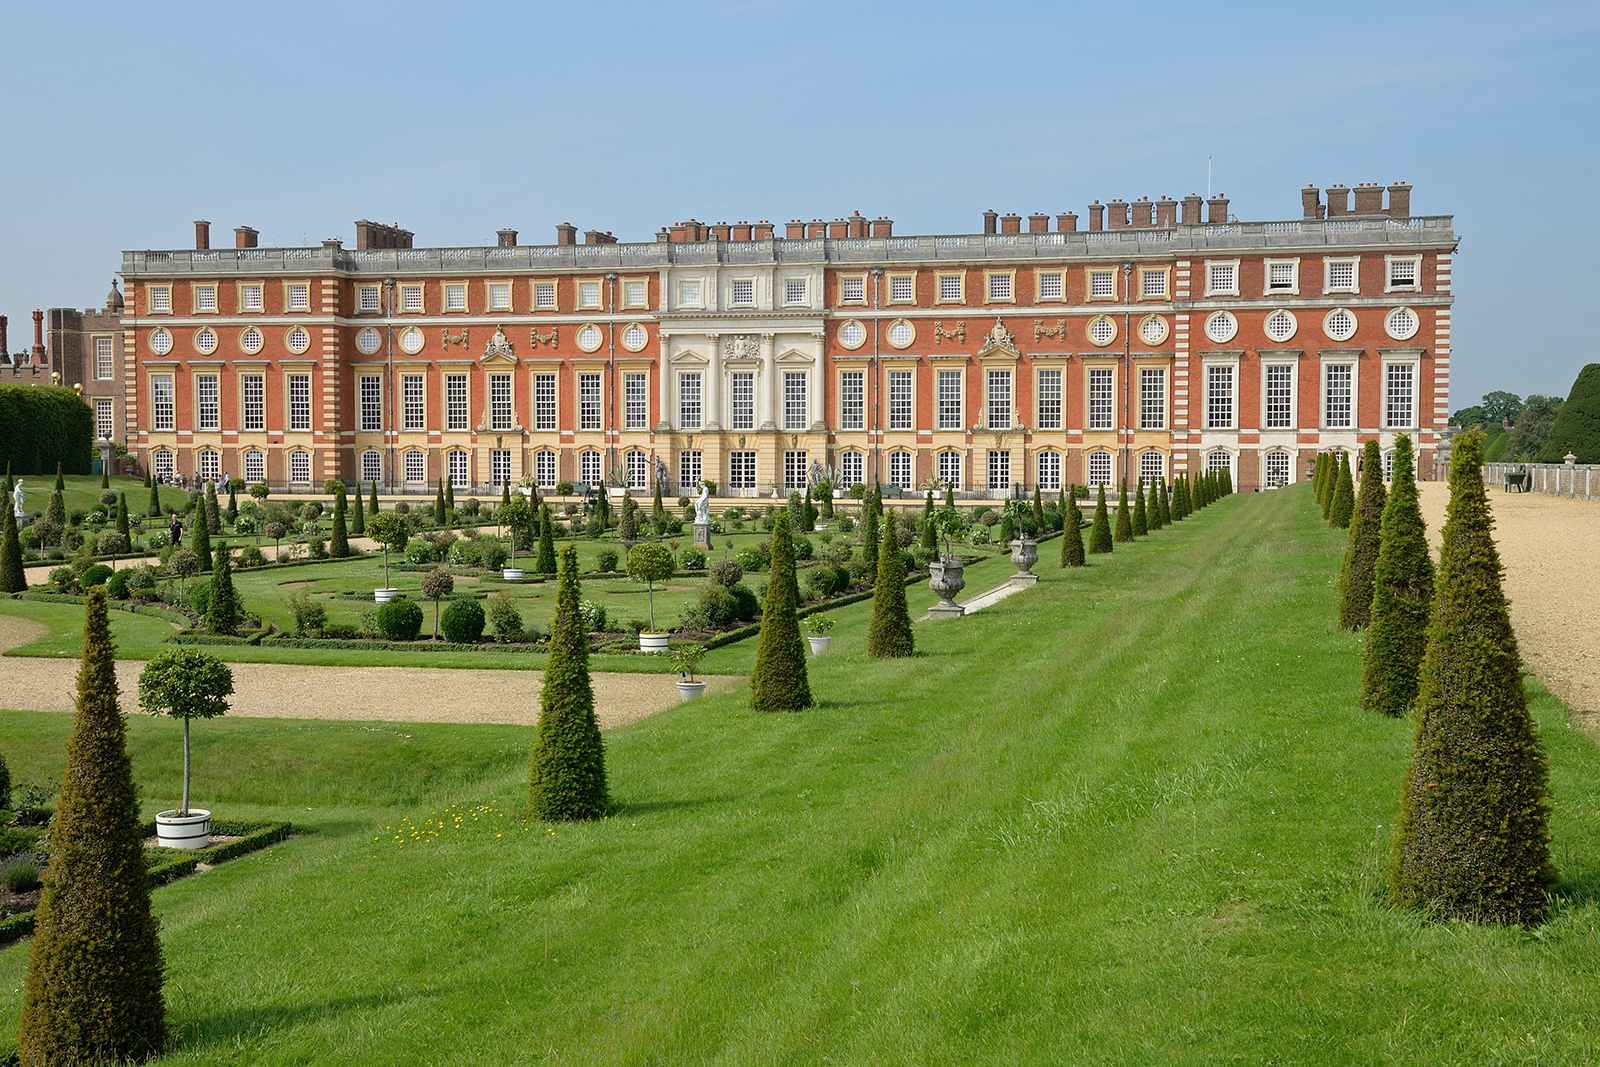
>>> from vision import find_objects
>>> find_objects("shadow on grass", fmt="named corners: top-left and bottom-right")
top-left (1551, 863), bottom-right (1600, 909)
top-left (611, 794), bottom-right (736, 817)
top-left (181, 986), bottom-right (454, 1052)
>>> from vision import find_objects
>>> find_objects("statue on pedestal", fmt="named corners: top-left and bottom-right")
top-left (12, 480), bottom-right (24, 519)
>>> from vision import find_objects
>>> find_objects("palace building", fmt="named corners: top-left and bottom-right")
top-left (116, 184), bottom-right (1454, 497)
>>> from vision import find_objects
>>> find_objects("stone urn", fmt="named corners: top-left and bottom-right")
top-left (676, 679), bottom-right (708, 702)
top-left (1010, 536), bottom-right (1038, 578)
top-left (928, 555), bottom-right (967, 617)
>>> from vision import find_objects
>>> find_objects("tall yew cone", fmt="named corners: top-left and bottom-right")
top-left (350, 483), bottom-right (366, 537)
top-left (17, 589), bottom-right (166, 1063)
top-left (1113, 479), bottom-right (1133, 543)
top-left (1329, 450), bottom-right (1355, 528)
top-left (526, 545), bottom-right (609, 820)
top-left (1313, 451), bottom-right (1328, 502)
top-left (1319, 454), bottom-right (1337, 519)
top-left (866, 511), bottom-right (915, 658)
top-left (1132, 480), bottom-right (1149, 536)
top-left (1171, 475), bottom-right (1188, 521)
top-left (1060, 502), bottom-right (1086, 567)
top-left (1361, 435), bottom-right (1435, 715)
top-left (190, 497), bottom-right (213, 572)
top-left (1338, 440), bottom-right (1387, 629)
top-left (535, 504), bottom-right (558, 575)
top-left (1146, 480), bottom-right (1163, 532)
top-left (860, 485), bottom-right (880, 574)
top-left (1389, 431), bottom-right (1556, 924)
top-left (750, 512), bottom-right (814, 707)
top-left (329, 488), bottom-right (350, 558)
top-left (2, 472), bottom-right (25, 593)
top-left (1088, 485), bottom-right (1113, 554)
top-left (369, 481), bottom-right (380, 517)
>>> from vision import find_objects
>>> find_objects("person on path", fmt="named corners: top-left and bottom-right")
top-left (168, 516), bottom-right (182, 546)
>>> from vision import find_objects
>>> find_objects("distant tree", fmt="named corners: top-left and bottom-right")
top-left (190, 498), bottom-right (213, 571)
top-left (1114, 479), bottom-right (1133, 543)
top-left (204, 480), bottom-right (221, 536)
top-left (1507, 394), bottom-right (1563, 461)
top-left (419, 568), bottom-right (455, 640)
top-left (652, 477), bottom-right (667, 535)
top-left (1, 472), bottom-right (25, 593)
top-left (1535, 364), bottom-right (1600, 463)
top-left (204, 543), bottom-right (241, 635)
top-left (369, 481), bottom-right (380, 517)
top-left (100, 465), bottom-right (109, 490)
top-left (920, 491), bottom-right (937, 554)
top-left (860, 486), bottom-right (880, 573)
top-left (366, 511), bottom-right (409, 590)
top-left (535, 503), bottom-right (558, 574)
top-left (619, 493), bottom-right (640, 541)
top-left (1089, 485), bottom-right (1113, 554)
top-left (626, 541), bottom-right (675, 633)
top-left (351, 484), bottom-right (366, 536)
top-left (225, 480), bottom-right (239, 525)
top-left (1338, 440), bottom-right (1387, 630)
top-left (329, 488), bottom-right (350, 558)
top-left (445, 478), bottom-right (456, 515)
top-left (434, 478), bottom-right (447, 525)
top-left (1132, 480), bottom-right (1149, 537)
top-left (1157, 479), bottom-right (1172, 527)
top-left (1480, 390), bottom-right (1525, 427)
top-left (137, 646), bottom-right (233, 815)
top-left (147, 477), bottom-right (161, 518)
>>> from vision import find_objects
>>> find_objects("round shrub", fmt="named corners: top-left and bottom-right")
top-left (128, 568), bottom-right (158, 596)
top-left (81, 563), bottom-right (114, 589)
top-left (596, 548), bottom-right (619, 572)
top-left (478, 543), bottom-right (508, 571)
top-left (105, 569), bottom-right (132, 600)
top-left (486, 596), bottom-right (525, 643)
top-left (375, 598), bottom-right (424, 641)
top-left (710, 557), bottom-right (743, 587)
top-left (694, 584), bottom-right (736, 629)
top-left (726, 582), bottom-right (760, 621)
top-left (805, 567), bottom-right (837, 600)
top-left (404, 541), bottom-right (433, 565)
top-left (301, 501), bottom-right (324, 521)
top-left (393, 502), bottom-right (411, 516)
top-left (736, 546), bottom-right (767, 573)
top-left (98, 490), bottom-right (119, 507)
top-left (96, 530), bottom-right (130, 556)
top-left (440, 598), bottom-right (487, 644)
top-left (232, 514), bottom-right (257, 535)
top-left (679, 546), bottom-right (706, 569)
top-left (792, 538), bottom-right (814, 561)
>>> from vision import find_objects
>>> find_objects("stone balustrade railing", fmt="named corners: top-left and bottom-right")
top-left (1484, 462), bottom-right (1599, 501)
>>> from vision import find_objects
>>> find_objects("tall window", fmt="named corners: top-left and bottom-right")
top-left (1037, 370), bottom-right (1062, 430)
top-left (190, 448), bottom-right (214, 482)
top-left (987, 450), bottom-right (1011, 491)
top-left (890, 275), bottom-right (914, 302)
top-left (403, 374), bottom-right (426, 430)
top-left (1089, 270), bottom-right (1115, 299)
top-left (244, 450), bottom-right (266, 484)
top-left (579, 450), bottom-right (601, 486)
top-left (840, 451), bottom-right (864, 489)
top-left (731, 279), bottom-right (755, 306)
top-left (1087, 450), bottom-right (1113, 487)
top-left (196, 374), bottom-right (219, 431)
top-left (678, 372), bottom-right (702, 429)
top-left (491, 449), bottom-right (511, 487)
top-left (490, 283), bottom-right (512, 311)
top-left (535, 373), bottom-right (557, 430)
top-left (404, 450), bottom-right (426, 485)
top-left (938, 370), bottom-right (964, 430)
top-left (577, 281), bottom-right (600, 309)
top-left (729, 451), bottom-right (757, 490)
top-left (579, 373), bottom-right (602, 431)
top-left (535, 450), bottom-right (557, 487)
top-left (625, 373), bottom-right (648, 430)
top-left (625, 450), bottom-right (648, 489)
top-left (1206, 365), bottom-right (1235, 430)
top-left (1324, 364), bottom-right (1353, 428)
top-left (679, 450), bottom-right (702, 491)
top-left (195, 287), bottom-right (220, 313)
top-left (447, 450), bottom-right (468, 489)
top-left (358, 286), bottom-right (381, 312)
top-left (888, 370), bottom-right (913, 430)
top-left (95, 398), bottom-right (114, 440)
top-left (784, 372), bottom-right (808, 431)
top-left (1139, 368), bottom-right (1166, 430)
top-left (839, 371), bottom-right (864, 431)
top-left (1385, 364), bottom-right (1415, 429)
top-left (242, 374), bottom-right (264, 430)
top-left (241, 284), bottom-right (264, 311)
top-left (152, 374), bottom-right (174, 431)
top-left (623, 280), bottom-right (647, 308)
top-left (490, 373), bottom-right (513, 431)
top-left (95, 338), bottom-right (114, 380)
top-left (1383, 450), bottom-right (1395, 482)
top-left (987, 370), bottom-right (1011, 430)
top-left (360, 450), bottom-right (381, 486)
top-left (288, 374), bottom-right (311, 431)
top-left (1265, 450), bottom-right (1291, 488)
top-left (730, 371), bottom-right (754, 430)
top-left (400, 285), bottom-right (422, 311)
top-left (1139, 451), bottom-right (1164, 487)
top-left (1037, 450), bottom-right (1061, 491)
top-left (152, 449), bottom-right (175, 481)
top-left (444, 284), bottom-right (466, 311)
top-left (446, 375), bottom-right (469, 431)
top-left (888, 451), bottom-right (912, 489)
top-left (937, 450), bottom-right (961, 489)
top-left (360, 374), bottom-right (382, 432)
top-left (1087, 368), bottom-right (1113, 430)
top-left (1206, 450), bottom-right (1233, 477)
top-left (289, 450), bottom-right (311, 485)
top-left (1265, 365), bottom-right (1294, 429)
top-left (784, 450), bottom-right (807, 490)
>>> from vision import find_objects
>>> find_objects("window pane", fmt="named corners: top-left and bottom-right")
top-left (288, 375), bottom-right (310, 431)
top-left (987, 450), bottom-right (1010, 491)
top-left (1140, 368), bottom-right (1165, 431)
top-left (783, 450), bottom-right (807, 490)
top-left (290, 451), bottom-right (311, 484)
top-left (360, 375), bottom-right (382, 432)
top-left (729, 450), bottom-right (757, 490)
top-left (578, 282), bottom-right (600, 308)
top-left (625, 373), bottom-right (648, 430)
top-left (1037, 370), bottom-right (1061, 430)
top-left (938, 275), bottom-right (962, 301)
top-left (96, 338), bottom-right (115, 380)
top-left (536, 450), bottom-right (557, 487)
top-left (784, 373), bottom-right (807, 431)
top-left (624, 280), bottom-right (646, 307)
top-left (1386, 364), bottom-right (1414, 428)
top-left (679, 450), bottom-right (702, 490)
top-left (987, 273), bottom-right (1012, 301)
top-left (1138, 451), bottom-right (1164, 487)
top-left (152, 375), bottom-right (174, 430)
top-left (1037, 450), bottom-right (1061, 491)
top-left (579, 451), bottom-right (601, 485)
top-left (889, 451), bottom-right (912, 489)
top-left (732, 279), bottom-right (755, 305)
top-left (1206, 365), bottom-right (1235, 430)
top-left (242, 375), bottom-right (264, 430)
top-left (491, 450), bottom-right (512, 487)
top-left (1265, 451), bottom-right (1291, 488)
top-left (1088, 369), bottom-right (1112, 430)
top-left (838, 371), bottom-right (863, 431)
top-left (1324, 365), bottom-right (1352, 428)
top-left (1038, 273), bottom-right (1063, 300)
top-left (841, 277), bottom-right (864, 303)
top-left (536, 374), bottom-right (558, 430)
top-left (535, 283), bottom-right (556, 309)
top-left (1265, 365), bottom-right (1294, 429)
top-left (987, 371), bottom-right (1011, 430)
top-left (580, 373), bottom-right (602, 430)
top-left (678, 372), bottom-right (702, 429)
top-left (938, 370), bottom-right (963, 431)
top-left (785, 278), bottom-right (808, 304)
top-left (1087, 450), bottom-right (1112, 487)
top-left (937, 450), bottom-right (960, 489)
top-left (403, 374), bottom-right (426, 430)
top-left (490, 374), bottom-right (513, 430)
top-left (1090, 271), bottom-right (1114, 298)
top-left (196, 375), bottom-right (219, 431)
top-left (448, 450), bottom-right (469, 489)
top-left (626, 450), bottom-right (648, 489)
top-left (96, 399), bottom-right (114, 440)
top-left (360, 451), bottom-right (381, 486)
top-left (244, 450), bottom-right (266, 483)
top-left (890, 276), bottom-right (913, 302)
top-left (490, 283), bottom-right (511, 310)
top-left (888, 370), bottom-right (913, 430)
top-left (729, 371), bottom-right (754, 431)
top-left (446, 375), bottom-right (469, 431)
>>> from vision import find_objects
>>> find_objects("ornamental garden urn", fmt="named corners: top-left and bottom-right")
top-left (1010, 536), bottom-right (1038, 578)
top-left (928, 555), bottom-right (966, 616)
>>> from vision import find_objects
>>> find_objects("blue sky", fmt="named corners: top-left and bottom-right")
top-left (2, 0), bottom-right (1595, 408)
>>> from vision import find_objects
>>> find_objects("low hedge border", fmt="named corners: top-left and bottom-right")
top-left (0, 909), bottom-right (33, 944)
top-left (8, 591), bottom-right (189, 625)
top-left (258, 635), bottom-right (546, 654)
top-left (167, 630), bottom-right (271, 647)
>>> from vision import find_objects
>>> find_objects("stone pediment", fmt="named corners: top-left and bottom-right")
top-left (775, 347), bottom-right (815, 363)
top-left (669, 348), bottom-right (710, 365)
top-left (480, 326), bottom-right (518, 366)
top-left (975, 319), bottom-right (1019, 359)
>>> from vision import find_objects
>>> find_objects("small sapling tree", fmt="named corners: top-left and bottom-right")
top-left (420, 567), bottom-right (455, 639)
top-left (367, 511), bottom-right (410, 591)
top-left (627, 540), bottom-right (676, 634)
top-left (137, 647), bottom-right (233, 817)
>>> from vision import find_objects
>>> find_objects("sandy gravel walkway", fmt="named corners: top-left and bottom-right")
top-left (0, 615), bottom-right (736, 728)
top-left (1417, 483), bottom-right (1600, 722)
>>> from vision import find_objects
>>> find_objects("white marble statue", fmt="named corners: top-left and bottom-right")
top-left (693, 481), bottom-right (710, 525)
top-left (12, 480), bottom-right (24, 519)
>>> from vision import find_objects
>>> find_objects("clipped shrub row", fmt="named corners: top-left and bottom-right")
top-left (142, 819), bottom-right (293, 888)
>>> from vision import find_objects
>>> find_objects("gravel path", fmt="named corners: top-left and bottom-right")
top-left (1417, 483), bottom-right (1600, 724)
top-left (0, 615), bottom-right (736, 728)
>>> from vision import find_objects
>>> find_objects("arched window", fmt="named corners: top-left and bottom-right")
top-left (152, 448), bottom-right (175, 482)
top-left (579, 450), bottom-right (602, 487)
top-left (288, 450), bottom-right (312, 485)
top-left (625, 450), bottom-right (648, 489)
top-left (196, 448), bottom-right (220, 483)
top-left (839, 451), bottom-right (864, 490)
top-left (1383, 450), bottom-right (1395, 482)
top-left (535, 450), bottom-right (557, 488)
top-left (360, 450), bottom-right (382, 487)
top-left (1264, 450), bottom-right (1291, 488)
top-left (1138, 450), bottom-right (1164, 487)
top-left (447, 450), bottom-right (469, 489)
top-left (403, 450), bottom-right (426, 485)
top-left (1036, 450), bottom-right (1061, 491)
top-left (888, 450), bottom-right (913, 489)
top-left (1206, 450), bottom-right (1234, 478)
top-left (937, 450), bottom-right (962, 490)
top-left (242, 449), bottom-right (265, 485)
top-left (1087, 450), bottom-right (1113, 488)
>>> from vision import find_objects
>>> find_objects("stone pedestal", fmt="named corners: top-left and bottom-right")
top-left (693, 522), bottom-right (711, 549)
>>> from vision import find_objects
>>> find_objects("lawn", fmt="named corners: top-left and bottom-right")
top-left (4, 484), bottom-right (1599, 1064)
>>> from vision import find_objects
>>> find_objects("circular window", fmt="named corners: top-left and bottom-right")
top-left (576, 324), bottom-right (603, 352)
top-left (149, 328), bottom-right (173, 356)
top-left (357, 328), bottom-right (382, 355)
top-left (1385, 306), bottom-right (1419, 341)
top-left (621, 323), bottom-right (648, 352)
top-left (286, 327), bottom-right (311, 355)
top-left (1087, 316), bottom-right (1117, 347)
top-left (399, 326), bottom-right (425, 355)
top-left (1323, 308), bottom-right (1357, 342)
top-left (1205, 311), bottom-right (1238, 344)
top-left (838, 321), bottom-right (866, 350)
top-left (887, 320), bottom-right (914, 349)
top-left (1138, 315), bottom-right (1168, 346)
top-left (193, 327), bottom-right (218, 355)
top-left (240, 327), bottom-right (264, 355)
top-left (1264, 309), bottom-right (1298, 343)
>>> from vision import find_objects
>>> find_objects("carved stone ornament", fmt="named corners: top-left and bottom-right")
top-left (1035, 319), bottom-right (1066, 342)
top-left (529, 327), bottom-right (559, 349)
top-left (724, 335), bottom-right (760, 360)
top-left (483, 326), bottom-right (515, 359)
top-left (933, 321), bottom-right (966, 345)
top-left (980, 319), bottom-right (1019, 355)
top-left (442, 328), bottom-right (470, 350)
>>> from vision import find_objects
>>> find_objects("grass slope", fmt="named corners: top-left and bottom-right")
top-left (4, 485), bottom-right (1600, 1064)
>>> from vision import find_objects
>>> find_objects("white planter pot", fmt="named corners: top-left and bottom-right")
top-left (374, 587), bottom-right (399, 603)
top-left (639, 632), bottom-right (670, 653)
top-left (501, 567), bottom-right (525, 581)
top-left (833, 489), bottom-right (844, 499)
top-left (607, 487), bottom-right (627, 498)
top-left (676, 680), bottom-right (708, 702)
top-left (155, 808), bottom-right (211, 850)
top-left (808, 635), bottom-right (832, 655)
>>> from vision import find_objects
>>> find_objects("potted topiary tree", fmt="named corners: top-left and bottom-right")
top-left (366, 511), bottom-right (408, 602)
top-left (138, 647), bottom-right (234, 849)
top-left (672, 642), bottom-right (709, 701)
top-left (498, 494), bottom-right (531, 580)
top-left (804, 612), bottom-right (834, 655)
top-left (627, 540), bottom-right (675, 652)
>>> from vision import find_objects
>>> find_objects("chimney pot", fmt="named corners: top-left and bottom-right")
top-left (194, 220), bottom-right (211, 250)
top-left (870, 217), bottom-right (894, 237)
top-left (556, 222), bottom-right (578, 245)
top-left (32, 309), bottom-right (45, 363)
top-left (1206, 195), bottom-right (1229, 223)
top-left (1325, 185), bottom-right (1351, 217)
top-left (982, 209), bottom-right (999, 235)
top-left (1028, 212), bottom-right (1049, 233)
top-left (234, 226), bottom-right (259, 249)
top-left (1000, 212), bottom-right (1022, 234)
top-left (1386, 182), bottom-right (1412, 218)
top-left (1107, 199), bottom-right (1129, 229)
top-left (828, 219), bottom-right (848, 239)
top-left (1088, 202), bottom-right (1105, 231)
top-left (1353, 183), bottom-right (1385, 215)
top-left (786, 220), bottom-right (806, 239)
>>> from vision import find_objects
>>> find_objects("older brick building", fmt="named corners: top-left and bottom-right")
top-left (117, 184), bottom-right (1453, 495)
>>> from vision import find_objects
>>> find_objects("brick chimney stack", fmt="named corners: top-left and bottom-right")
top-left (1301, 185), bottom-right (1325, 219)
top-left (32, 310), bottom-right (45, 364)
top-left (1000, 212), bottom-right (1022, 234)
top-left (1325, 185), bottom-right (1350, 216)
top-left (1056, 212), bottom-right (1077, 232)
top-left (1181, 194), bottom-right (1203, 225)
top-left (1107, 199), bottom-right (1129, 229)
top-left (0, 316), bottom-right (8, 361)
top-left (1353, 182), bottom-right (1385, 215)
top-left (555, 222), bottom-right (578, 245)
top-left (871, 217), bottom-right (893, 237)
top-left (983, 209), bottom-right (998, 235)
top-left (234, 226), bottom-right (259, 249)
top-left (1207, 195), bottom-right (1230, 223)
top-left (1155, 197), bottom-right (1177, 228)
top-left (496, 228), bottom-right (518, 247)
top-left (1386, 182), bottom-right (1412, 218)
top-left (1131, 198), bottom-right (1154, 227)
top-left (194, 220), bottom-right (211, 250)
top-left (1088, 201), bottom-right (1104, 231)
top-left (847, 211), bottom-right (867, 238)
top-left (786, 220), bottom-right (805, 239)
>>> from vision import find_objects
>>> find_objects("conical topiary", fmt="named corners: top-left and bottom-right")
top-left (750, 512), bottom-right (813, 709)
top-left (1338, 440), bottom-right (1387, 630)
top-left (1220, 466), bottom-right (1233, 496)
top-left (1114, 479), bottom-right (1133, 543)
top-left (861, 488), bottom-right (879, 574)
top-left (1061, 503), bottom-right (1085, 567)
top-left (1146, 481), bottom-right (1162, 532)
top-left (330, 489), bottom-right (350, 558)
top-left (204, 480), bottom-right (221, 535)
top-left (526, 545), bottom-right (609, 820)
top-left (369, 481), bottom-right (380, 517)
top-left (500, 480), bottom-right (511, 511)
top-left (445, 478), bottom-right (456, 515)
top-left (434, 478), bottom-right (447, 525)
top-left (16, 589), bottom-right (166, 1063)
top-left (1158, 479), bottom-right (1172, 526)
top-left (1388, 430), bottom-right (1556, 924)
top-left (190, 498), bottom-right (213, 572)
top-left (1132, 480), bottom-right (1149, 536)
top-left (1319, 454), bottom-right (1336, 519)
top-left (1089, 485), bottom-right (1113, 554)
top-left (100, 465), bottom-right (109, 490)
top-left (225, 481), bottom-right (238, 525)
top-left (1329, 451), bottom-right (1355, 528)
top-left (351, 483), bottom-right (366, 537)
top-left (1361, 435), bottom-right (1435, 715)
top-left (1, 473), bottom-right (25, 593)
top-left (652, 478), bottom-right (667, 534)
top-left (1032, 486), bottom-right (1045, 533)
top-left (117, 491), bottom-right (131, 541)
top-left (205, 542), bottom-right (240, 635)
top-left (866, 511), bottom-right (914, 659)
top-left (54, 462), bottom-right (64, 493)
top-left (535, 504), bottom-right (558, 574)
top-left (1313, 451), bottom-right (1327, 502)
top-left (147, 475), bottom-right (161, 518)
